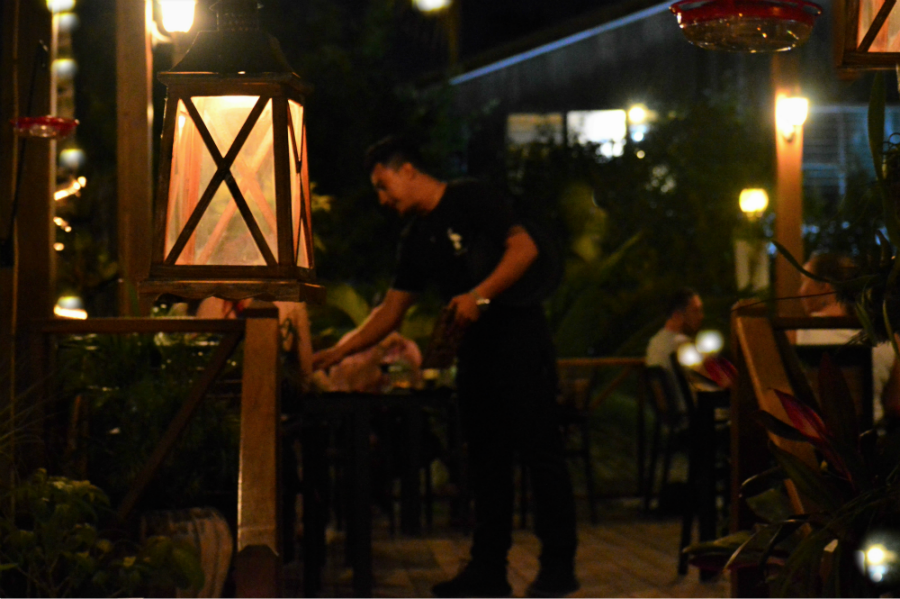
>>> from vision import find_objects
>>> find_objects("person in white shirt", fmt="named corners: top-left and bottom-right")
top-left (796, 252), bottom-right (900, 423)
top-left (646, 288), bottom-right (704, 412)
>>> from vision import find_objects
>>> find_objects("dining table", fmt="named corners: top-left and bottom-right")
top-left (286, 386), bottom-right (459, 597)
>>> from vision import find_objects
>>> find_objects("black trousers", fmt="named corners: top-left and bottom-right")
top-left (460, 382), bottom-right (578, 572)
top-left (456, 306), bottom-right (577, 573)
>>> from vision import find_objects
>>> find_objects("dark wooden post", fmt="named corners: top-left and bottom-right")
top-left (115, 0), bottom-right (153, 315)
top-left (234, 301), bottom-right (283, 597)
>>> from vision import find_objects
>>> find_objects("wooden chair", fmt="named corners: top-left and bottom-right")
top-left (641, 365), bottom-right (691, 513)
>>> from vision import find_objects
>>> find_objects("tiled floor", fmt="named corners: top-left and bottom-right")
top-left (285, 503), bottom-right (730, 598)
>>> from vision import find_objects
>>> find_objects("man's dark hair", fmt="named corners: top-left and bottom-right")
top-left (807, 252), bottom-right (857, 283)
top-left (363, 135), bottom-right (427, 175)
top-left (666, 287), bottom-right (698, 317)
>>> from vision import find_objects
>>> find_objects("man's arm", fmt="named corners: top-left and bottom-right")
top-left (312, 288), bottom-right (417, 371)
top-left (448, 225), bottom-right (539, 325)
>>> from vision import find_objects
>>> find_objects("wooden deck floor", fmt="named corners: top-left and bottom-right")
top-left (285, 505), bottom-right (730, 598)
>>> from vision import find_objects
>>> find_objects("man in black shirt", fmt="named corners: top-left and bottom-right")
top-left (312, 136), bottom-right (578, 598)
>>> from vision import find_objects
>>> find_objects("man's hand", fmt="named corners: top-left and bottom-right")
top-left (448, 291), bottom-right (482, 327)
top-left (312, 345), bottom-right (346, 372)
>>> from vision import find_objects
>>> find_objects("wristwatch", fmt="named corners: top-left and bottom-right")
top-left (470, 289), bottom-right (491, 312)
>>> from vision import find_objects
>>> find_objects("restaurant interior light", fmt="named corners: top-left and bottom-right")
top-left (159, 0), bottom-right (196, 33)
top-left (776, 96), bottom-right (809, 141)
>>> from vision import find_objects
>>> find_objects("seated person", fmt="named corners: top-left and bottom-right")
top-left (646, 288), bottom-right (705, 412)
top-left (796, 252), bottom-right (900, 423)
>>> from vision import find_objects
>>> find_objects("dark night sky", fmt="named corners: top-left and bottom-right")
top-left (460, 0), bottom-right (619, 58)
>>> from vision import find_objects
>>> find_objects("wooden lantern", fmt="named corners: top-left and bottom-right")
top-left (835, 0), bottom-right (900, 68)
top-left (140, 0), bottom-right (323, 303)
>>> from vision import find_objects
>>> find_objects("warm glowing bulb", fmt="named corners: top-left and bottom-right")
top-left (696, 330), bottom-right (724, 355)
top-left (52, 58), bottom-right (78, 81)
top-left (47, 0), bottom-right (75, 13)
top-left (868, 546), bottom-right (887, 566)
top-left (677, 343), bottom-right (703, 367)
top-left (628, 105), bottom-right (648, 124)
top-left (159, 0), bottom-right (196, 32)
top-left (776, 96), bottom-right (809, 140)
top-left (740, 188), bottom-right (768, 214)
top-left (413, 0), bottom-right (452, 11)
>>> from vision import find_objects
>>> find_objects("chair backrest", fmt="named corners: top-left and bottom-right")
top-left (643, 365), bottom-right (683, 425)
top-left (668, 353), bottom-right (698, 416)
top-left (557, 362), bottom-right (597, 411)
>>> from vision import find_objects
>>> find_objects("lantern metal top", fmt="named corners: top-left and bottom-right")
top-left (167, 0), bottom-right (297, 76)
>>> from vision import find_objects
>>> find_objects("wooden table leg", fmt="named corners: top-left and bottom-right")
top-left (401, 406), bottom-right (423, 535)
top-left (350, 408), bottom-right (372, 597)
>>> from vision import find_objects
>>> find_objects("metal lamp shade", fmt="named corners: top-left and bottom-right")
top-left (142, 73), bottom-right (322, 303)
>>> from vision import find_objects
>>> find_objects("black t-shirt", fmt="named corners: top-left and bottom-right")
top-left (391, 179), bottom-right (557, 393)
top-left (392, 179), bottom-right (516, 302)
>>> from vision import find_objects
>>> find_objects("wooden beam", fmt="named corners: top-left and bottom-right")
top-left (116, 0), bottom-right (153, 315)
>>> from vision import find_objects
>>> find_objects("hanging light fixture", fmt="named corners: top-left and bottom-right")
top-left (140, 0), bottom-right (323, 303)
top-left (670, 0), bottom-right (822, 52)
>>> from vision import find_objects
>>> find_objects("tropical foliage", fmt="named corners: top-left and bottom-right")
top-left (55, 330), bottom-right (241, 512)
top-left (0, 469), bottom-right (203, 598)
top-left (499, 93), bottom-right (771, 356)
top-left (686, 354), bottom-right (900, 597)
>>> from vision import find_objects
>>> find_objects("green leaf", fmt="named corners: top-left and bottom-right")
top-left (745, 487), bottom-right (794, 525)
top-left (772, 240), bottom-right (827, 282)
top-left (769, 441), bottom-right (842, 513)
top-left (756, 519), bottom-right (807, 569)
top-left (755, 410), bottom-right (810, 444)
top-left (325, 283), bottom-right (372, 327)
top-left (170, 545), bottom-right (205, 591)
top-left (868, 73), bottom-right (900, 250)
top-left (869, 72), bottom-right (886, 186)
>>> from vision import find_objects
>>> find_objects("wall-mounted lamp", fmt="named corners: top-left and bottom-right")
top-left (776, 96), bottom-right (809, 142)
top-left (739, 188), bottom-right (769, 218)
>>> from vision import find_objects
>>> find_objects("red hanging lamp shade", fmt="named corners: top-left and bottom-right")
top-left (670, 0), bottom-right (822, 52)
top-left (10, 116), bottom-right (78, 139)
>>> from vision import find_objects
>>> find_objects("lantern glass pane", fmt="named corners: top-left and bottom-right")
top-left (166, 99), bottom-right (217, 262)
top-left (859, 0), bottom-right (900, 51)
top-left (166, 95), bottom-right (278, 266)
top-left (289, 99), bottom-right (311, 268)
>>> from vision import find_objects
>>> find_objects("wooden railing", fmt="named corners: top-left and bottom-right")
top-left (32, 304), bottom-right (282, 597)
top-left (556, 356), bottom-right (646, 495)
